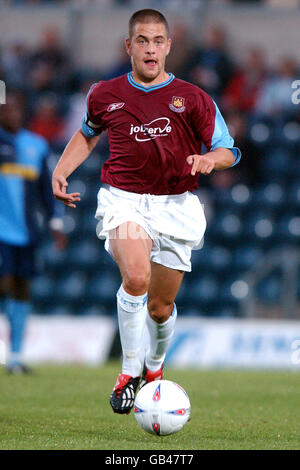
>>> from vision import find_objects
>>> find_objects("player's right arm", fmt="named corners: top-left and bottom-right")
top-left (52, 82), bottom-right (105, 208)
top-left (52, 129), bottom-right (100, 208)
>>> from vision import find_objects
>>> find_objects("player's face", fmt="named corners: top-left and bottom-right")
top-left (126, 22), bottom-right (171, 84)
top-left (0, 96), bottom-right (24, 133)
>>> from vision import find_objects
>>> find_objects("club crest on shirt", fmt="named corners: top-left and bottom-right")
top-left (107, 102), bottom-right (125, 112)
top-left (169, 96), bottom-right (185, 113)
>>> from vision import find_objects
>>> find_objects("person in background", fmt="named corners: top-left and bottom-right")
top-left (254, 56), bottom-right (300, 118)
top-left (0, 91), bottom-right (66, 374)
top-left (28, 93), bottom-right (66, 147)
top-left (222, 47), bottom-right (268, 114)
top-left (187, 24), bottom-right (234, 100)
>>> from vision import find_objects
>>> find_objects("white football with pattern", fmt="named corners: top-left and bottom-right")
top-left (134, 380), bottom-right (191, 436)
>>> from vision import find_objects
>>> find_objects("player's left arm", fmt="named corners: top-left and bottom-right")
top-left (187, 147), bottom-right (235, 175)
top-left (188, 96), bottom-right (241, 175)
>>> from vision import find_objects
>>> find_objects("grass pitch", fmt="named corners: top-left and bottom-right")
top-left (0, 361), bottom-right (299, 450)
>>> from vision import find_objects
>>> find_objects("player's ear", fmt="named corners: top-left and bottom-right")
top-left (125, 37), bottom-right (132, 56)
top-left (166, 38), bottom-right (172, 56)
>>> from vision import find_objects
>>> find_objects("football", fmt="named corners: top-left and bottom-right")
top-left (133, 380), bottom-right (191, 436)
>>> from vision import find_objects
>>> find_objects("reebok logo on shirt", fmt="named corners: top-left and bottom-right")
top-left (107, 102), bottom-right (125, 112)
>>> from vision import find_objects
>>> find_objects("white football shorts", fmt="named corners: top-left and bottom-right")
top-left (95, 185), bottom-right (206, 272)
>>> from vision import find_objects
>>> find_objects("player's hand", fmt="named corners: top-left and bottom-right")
top-left (186, 154), bottom-right (215, 176)
top-left (52, 174), bottom-right (81, 208)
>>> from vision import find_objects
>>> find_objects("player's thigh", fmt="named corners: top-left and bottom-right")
top-left (147, 261), bottom-right (184, 321)
top-left (109, 222), bottom-right (153, 292)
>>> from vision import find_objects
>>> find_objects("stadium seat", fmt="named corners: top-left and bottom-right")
top-left (230, 184), bottom-right (252, 211)
top-left (232, 245), bottom-right (263, 271)
top-left (260, 148), bottom-right (291, 182)
top-left (55, 272), bottom-right (87, 303)
top-left (248, 119), bottom-right (274, 147)
top-left (31, 275), bottom-right (55, 304)
top-left (38, 240), bottom-right (68, 272)
top-left (192, 245), bottom-right (232, 277)
top-left (66, 240), bottom-right (100, 271)
top-left (210, 210), bottom-right (243, 245)
top-left (282, 120), bottom-right (300, 148)
top-left (191, 242), bottom-right (213, 268)
top-left (244, 212), bottom-right (275, 246)
top-left (287, 159), bottom-right (300, 184)
top-left (189, 275), bottom-right (219, 304)
top-left (256, 275), bottom-right (281, 304)
top-left (86, 272), bottom-right (120, 305)
top-left (60, 212), bottom-right (83, 239)
top-left (278, 215), bottom-right (300, 243)
top-left (288, 184), bottom-right (300, 207)
top-left (80, 211), bottom-right (98, 236)
top-left (251, 183), bottom-right (285, 211)
top-left (209, 246), bottom-right (232, 274)
top-left (77, 152), bottom-right (103, 180)
top-left (218, 276), bottom-right (246, 305)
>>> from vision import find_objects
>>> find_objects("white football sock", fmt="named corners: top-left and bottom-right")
top-left (117, 284), bottom-right (148, 377)
top-left (145, 303), bottom-right (177, 372)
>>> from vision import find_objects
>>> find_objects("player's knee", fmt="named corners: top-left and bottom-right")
top-left (147, 299), bottom-right (173, 324)
top-left (123, 269), bottom-right (150, 296)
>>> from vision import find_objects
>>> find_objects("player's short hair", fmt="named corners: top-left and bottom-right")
top-left (129, 9), bottom-right (170, 39)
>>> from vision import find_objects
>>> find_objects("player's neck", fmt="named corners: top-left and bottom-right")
top-left (131, 70), bottom-right (170, 88)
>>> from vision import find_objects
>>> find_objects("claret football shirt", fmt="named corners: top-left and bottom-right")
top-left (81, 73), bottom-right (241, 195)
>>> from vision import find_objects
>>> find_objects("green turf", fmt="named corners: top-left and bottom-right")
top-left (0, 361), bottom-right (299, 450)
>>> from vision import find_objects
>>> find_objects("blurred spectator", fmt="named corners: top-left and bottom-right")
top-left (221, 47), bottom-right (268, 114)
top-left (264, 0), bottom-right (300, 6)
top-left (224, 110), bottom-right (262, 186)
top-left (187, 24), bottom-right (234, 100)
top-left (104, 42), bottom-right (131, 81)
top-left (31, 28), bottom-right (67, 71)
top-left (166, 22), bottom-right (193, 80)
top-left (254, 57), bottom-right (300, 117)
top-left (1, 41), bottom-right (29, 90)
top-left (0, 90), bottom-right (66, 374)
top-left (28, 94), bottom-right (66, 146)
top-left (29, 28), bottom-right (71, 93)
top-left (63, 80), bottom-right (95, 142)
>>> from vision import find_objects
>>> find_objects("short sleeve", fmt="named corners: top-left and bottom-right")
top-left (192, 92), bottom-right (241, 167)
top-left (81, 83), bottom-right (103, 138)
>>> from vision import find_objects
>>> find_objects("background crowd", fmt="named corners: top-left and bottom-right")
top-left (0, 8), bottom-right (299, 320)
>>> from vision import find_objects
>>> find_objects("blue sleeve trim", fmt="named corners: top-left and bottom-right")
top-left (211, 101), bottom-right (234, 150)
top-left (211, 101), bottom-right (242, 167)
top-left (230, 147), bottom-right (242, 167)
